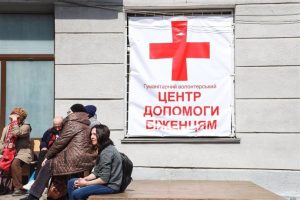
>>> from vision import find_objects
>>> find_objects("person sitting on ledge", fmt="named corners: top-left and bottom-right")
top-left (0, 107), bottom-right (33, 196)
top-left (22, 116), bottom-right (64, 190)
top-left (67, 124), bottom-right (123, 200)
top-left (21, 104), bottom-right (98, 200)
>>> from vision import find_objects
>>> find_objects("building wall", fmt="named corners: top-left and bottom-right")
top-left (54, 4), bottom-right (126, 131)
top-left (54, 0), bottom-right (300, 198)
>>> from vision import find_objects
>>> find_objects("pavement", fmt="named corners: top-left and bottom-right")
top-left (1, 193), bottom-right (28, 200)
top-left (1, 190), bottom-right (47, 200)
top-left (1, 190), bottom-right (298, 200)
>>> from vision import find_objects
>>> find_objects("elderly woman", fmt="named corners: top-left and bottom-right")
top-left (0, 107), bottom-right (33, 196)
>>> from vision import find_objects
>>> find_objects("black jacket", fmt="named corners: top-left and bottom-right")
top-left (40, 127), bottom-right (61, 150)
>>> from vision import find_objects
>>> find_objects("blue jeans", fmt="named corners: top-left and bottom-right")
top-left (67, 178), bottom-right (115, 200)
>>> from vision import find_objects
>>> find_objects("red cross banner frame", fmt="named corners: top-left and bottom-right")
top-left (127, 15), bottom-right (234, 137)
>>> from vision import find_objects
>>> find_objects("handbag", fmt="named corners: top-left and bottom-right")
top-left (0, 122), bottom-right (17, 172)
top-left (0, 148), bottom-right (16, 172)
top-left (47, 176), bottom-right (67, 199)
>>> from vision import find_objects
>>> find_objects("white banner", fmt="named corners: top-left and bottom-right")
top-left (127, 15), bottom-right (234, 137)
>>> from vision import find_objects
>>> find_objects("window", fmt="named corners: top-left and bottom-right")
top-left (0, 14), bottom-right (54, 138)
top-left (124, 10), bottom-right (238, 143)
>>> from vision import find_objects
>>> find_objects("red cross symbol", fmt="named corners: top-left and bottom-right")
top-left (149, 21), bottom-right (210, 81)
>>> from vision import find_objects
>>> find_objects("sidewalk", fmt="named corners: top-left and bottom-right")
top-left (1, 190), bottom-right (47, 200)
top-left (1, 193), bottom-right (27, 200)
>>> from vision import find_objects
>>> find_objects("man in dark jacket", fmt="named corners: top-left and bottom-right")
top-left (23, 116), bottom-right (63, 190)
top-left (21, 104), bottom-right (98, 200)
top-left (40, 116), bottom-right (63, 150)
top-left (38, 116), bottom-right (63, 173)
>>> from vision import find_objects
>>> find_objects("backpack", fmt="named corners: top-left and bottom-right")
top-left (119, 152), bottom-right (133, 192)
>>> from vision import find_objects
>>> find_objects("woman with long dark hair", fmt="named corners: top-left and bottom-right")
top-left (67, 124), bottom-right (123, 200)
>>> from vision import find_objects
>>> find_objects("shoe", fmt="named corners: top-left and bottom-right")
top-left (19, 195), bottom-right (28, 200)
top-left (20, 194), bottom-right (39, 200)
top-left (23, 179), bottom-right (35, 190)
top-left (12, 189), bottom-right (27, 196)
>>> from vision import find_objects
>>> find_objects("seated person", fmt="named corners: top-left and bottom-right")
top-left (36, 116), bottom-right (63, 177)
top-left (21, 104), bottom-right (98, 200)
top-left (67, 124), bottom-right (123, 200)
top-left (0, 107), bottom-right (33, 196)
top-left (84, 105), bottom-right (101, 127)
top-left (23, 116), bottom-right (63, 190)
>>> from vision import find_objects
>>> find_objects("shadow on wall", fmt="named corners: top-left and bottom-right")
top-left (55, 0), bottom-right (123, 20)
top-left (0, 0), bottom-right (123, 41)
top-left (0, 0), bottom-right (123, 19)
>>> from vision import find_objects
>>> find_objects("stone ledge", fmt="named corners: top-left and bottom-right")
top-left (121, 137), bottom-right (240, 144)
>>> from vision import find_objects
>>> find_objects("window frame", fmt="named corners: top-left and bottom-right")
top-left (0, 54), bottom-right (54, 131)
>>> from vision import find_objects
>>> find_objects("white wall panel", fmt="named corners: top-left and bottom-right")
top-left (236, 3), bottom-right (300, 15)
top-left (236, 67), bottom-right (300, 98)
top-left (55, 100), bottom-right (125, 129)
top-left (55, 64), bottom-right (125, 98)
top-left (236, 4), bottom-right (300, 38)
top-left (125, 0), bottom-right (300, 7)
top-left (114, 133), bottom-right (300, 169)
top-left (55, 34), bottom-right (124, 64)
top-left (236, 99), bottom-right (300, 132)
top-left (55, 6), bottom-right (125, 33)
top-left (236, 23), bottom-right (300, 39)
top-left (124, 0), bottom-right (188, 7)
top-left (236, 38), bottom-right (300, 66)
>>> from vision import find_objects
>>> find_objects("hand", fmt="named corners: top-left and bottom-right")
top-left (42, 158), bottom-right (48, 167)
top-left (9, 114), bottom-right (19, 122)
top-left (74, 178), bottom-right (80, 187)
top-left (41, 147), bottom-right (48, 151)
top-left (75, 178), bottom-right (88, 187)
